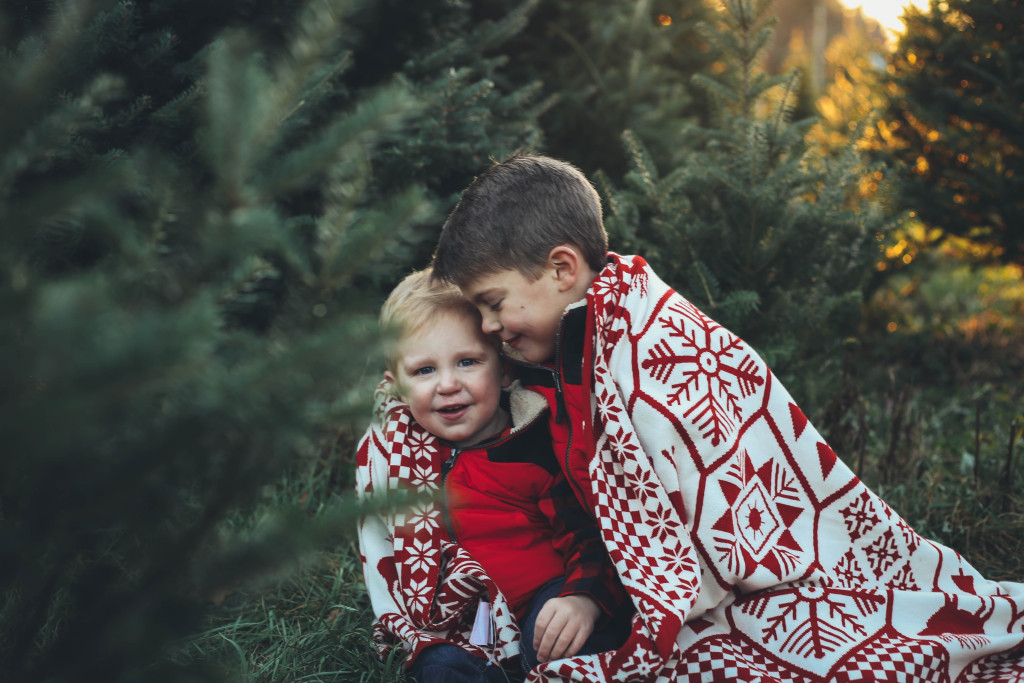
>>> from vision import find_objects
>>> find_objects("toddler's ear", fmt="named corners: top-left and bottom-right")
top-left (500, 359), bottom-right (513, 388)
top-left (383, 370), bottom-right (404, 399)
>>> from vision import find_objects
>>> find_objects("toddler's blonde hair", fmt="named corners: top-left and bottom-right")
top-left (380, 268), bottom-right (485, 374)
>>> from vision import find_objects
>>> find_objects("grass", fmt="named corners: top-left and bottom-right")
top-left (847, 254), bottom-right (1024, 580)
top-left (848, 383), bottom-right (1024, 581)
top-left (177, 542), bottom-right (404, 681)
top-left (171, 434), bottom-right (409, 682)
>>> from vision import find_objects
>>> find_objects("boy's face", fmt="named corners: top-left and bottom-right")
top-left (386, 312), bottom-right (509, 448)
top-left (460, 267), bottom-right (576, 365)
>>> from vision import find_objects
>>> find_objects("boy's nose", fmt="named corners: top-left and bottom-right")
top-left (481, 316), bottom-right (502, 334)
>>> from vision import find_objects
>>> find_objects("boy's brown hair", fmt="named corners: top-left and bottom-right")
top-left (432, 154), bottom-right (609, 287)
top-left (380, 268), bottom-right (487, 374)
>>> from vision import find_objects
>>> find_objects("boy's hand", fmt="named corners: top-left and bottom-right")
top-left (533, 594), bottom-right (601, 663)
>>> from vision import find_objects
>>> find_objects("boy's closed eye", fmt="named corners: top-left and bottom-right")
top-left (484, 299), bottom-right (502, 312)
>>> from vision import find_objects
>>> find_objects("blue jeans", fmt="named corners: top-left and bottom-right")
top-left (407, 643), bottom-right (513, 683)
top-left (408, 578), bottom-right (631, 682)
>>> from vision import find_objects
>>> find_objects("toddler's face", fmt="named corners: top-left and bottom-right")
top-left (461, 268), bottom-right (570, 365)
top-left (388, 312), bottom-right (508, 447)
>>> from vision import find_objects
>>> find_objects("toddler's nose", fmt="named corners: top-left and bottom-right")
top-left (437, 369), bottom-right (461, 393)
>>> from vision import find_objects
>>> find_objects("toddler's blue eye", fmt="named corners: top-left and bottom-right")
top-left (412, 366), bottom-right (435, 376)
top-left (457, 358), bottom-right (478, 368)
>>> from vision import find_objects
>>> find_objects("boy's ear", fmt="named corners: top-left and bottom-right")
top-left (547, 244), bottom-right (582, 292)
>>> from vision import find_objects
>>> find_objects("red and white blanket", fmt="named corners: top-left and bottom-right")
top-left (356, 385), bottom-right (527, 671)
top-left (356, 253), bottom-right (1024, 682)
top-left (530, 253), bottom-right (1023, 681)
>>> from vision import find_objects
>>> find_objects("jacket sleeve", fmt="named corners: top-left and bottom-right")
top-left (540, 469), bottom-right (629, 620)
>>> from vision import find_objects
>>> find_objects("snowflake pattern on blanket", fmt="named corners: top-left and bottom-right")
top-left (355, 386), bottom-right (521, 669)
top-left (526, 253), bottom-right (1024, 682)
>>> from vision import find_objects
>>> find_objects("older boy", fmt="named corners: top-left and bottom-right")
top-left (432, 155), bottom-right (1024, 682)
top-left (356, 269), bottom-right (628, 683)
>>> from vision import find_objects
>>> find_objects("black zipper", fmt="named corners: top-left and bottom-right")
top-left (440, 447), bottom-right (460, 541)
top-left (551, 313), bottom-right (582, 502)
top-left (437, 406), bottom-right (546, 542)
top-left (505, 311), bottom-right (586, 505)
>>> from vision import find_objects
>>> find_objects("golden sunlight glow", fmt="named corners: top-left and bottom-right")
top-left (838, 0), bottom-right (930, 39)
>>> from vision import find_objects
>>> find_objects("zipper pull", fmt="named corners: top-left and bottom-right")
top-left (553, 370), bottom-right (565, 424)
top-left (441, 448), bottom-right (458, 474)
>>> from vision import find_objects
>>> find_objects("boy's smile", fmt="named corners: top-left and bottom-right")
top-left (387, 312), bottom-right (509, 447)
top-left (461, 247), bottom-right (596, 365)
top-left (461, 268), bottom-right (566, 364)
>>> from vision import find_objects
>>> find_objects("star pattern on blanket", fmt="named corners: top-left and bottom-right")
top-left (711, 451), bottom-right (806, 580)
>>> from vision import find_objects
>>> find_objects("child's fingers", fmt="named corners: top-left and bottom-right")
top-left (533, 602), bottom-right (554, 650)
top-left (546, 624), bottom-right (576, 661)
top-left (534, 608), bottom-right (567, 662)
top-left (551, 622), bottom-right (592, 661)
top-left (534, 596), bottom-right (600, 662)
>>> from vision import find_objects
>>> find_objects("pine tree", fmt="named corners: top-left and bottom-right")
top-left (488, 0), bottom-right (720, 179)
top-left (342, 0), bottom-right (552, 285)
top-left (1, 1), bottom-right (430, 679)
top-left (596, 0), bottom-right (886, 409)
top-left (882, 0), bottom-right (1024, 264)
top-left (808, 18), bottom-right (890, 156)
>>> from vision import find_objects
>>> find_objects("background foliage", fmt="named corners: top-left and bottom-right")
top-left (597, 0), bottom-right (885, 411)
top-left (2, 0), bottom-right (429, 679)
top-left (2, 0), bottom-right (1021, 681)
top-left (881, 0), bottom-right (1024, 265)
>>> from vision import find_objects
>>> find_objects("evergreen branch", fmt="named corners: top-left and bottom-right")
top-left (256, 84), bottom-right (421, 201)
top-left (277, 51), bottom-right (354, 128)
top-left (688, 260), bottom-right (720, 308)
top-left (770, 69), bottom-right (801, 145)
top-left (0, 73), bottom-right (124, 192)
top-left (266, 0), bottom-right (351, 129)
top-left (318, 185), bottom-right (432, 291)
top-left (150, 83), bottom-right (203, 124)
top-left (622, 129), bottom-right (660, 205)
top-left (0, 0), bottom-right (115, 153)
top-left (474, 0), bottom-right (538, 51)
top-left (407, 38), bottom-right (469, 75)
top-left (594, 170), bottom-right (622, 218)
top-left (547, 21), bottom-right (606, 91)
top-left (691, 73), bottom-right (740, 105)
top-left (202, 31), bottom-right (272, 206)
